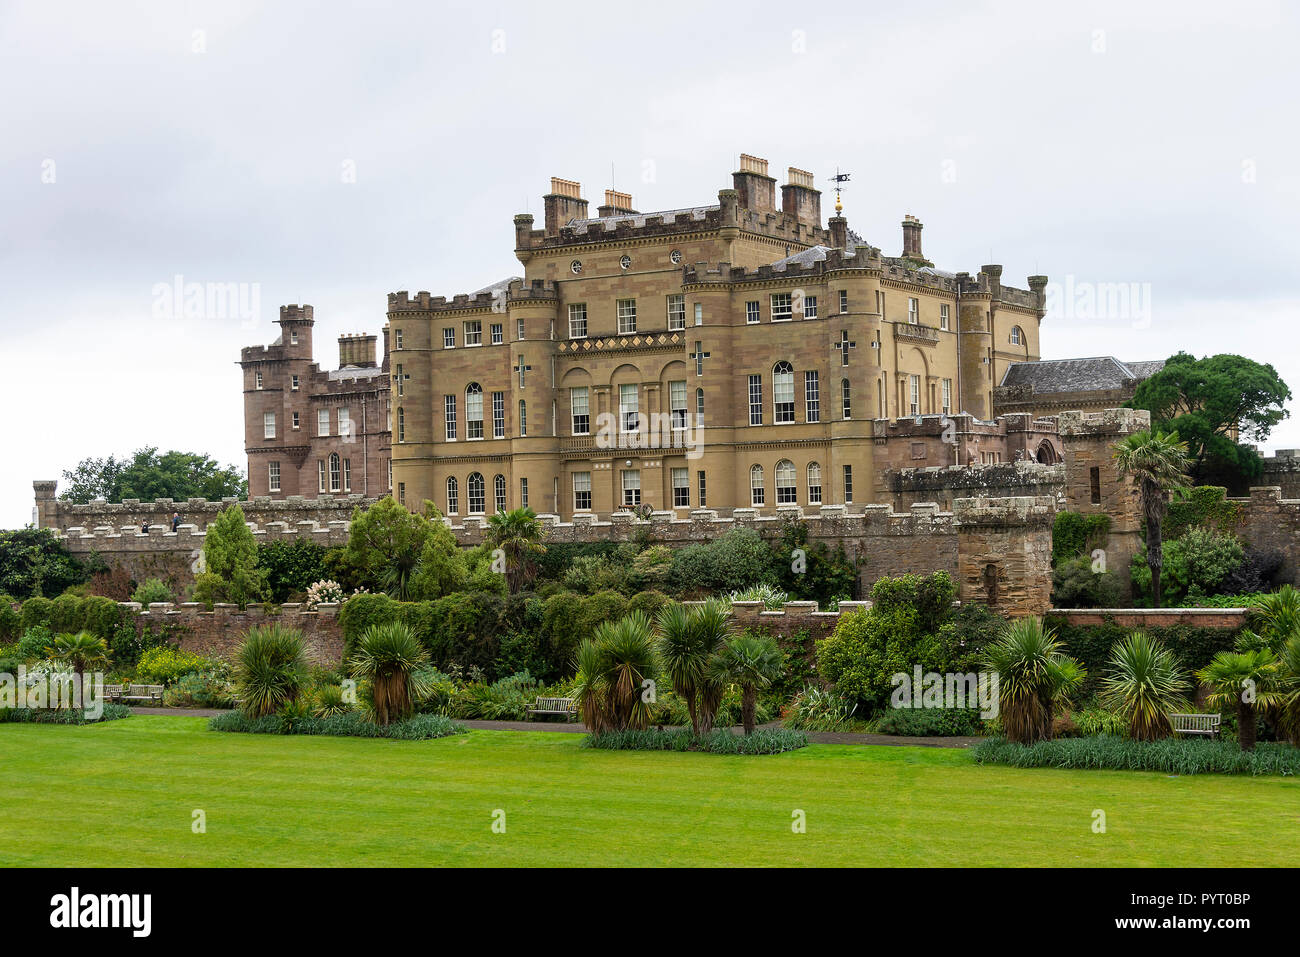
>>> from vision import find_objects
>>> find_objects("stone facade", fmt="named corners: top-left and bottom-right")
top-left (240, 305), bottom-right (392, 500)
top-left (389, 155), bottom-right (1047, 520)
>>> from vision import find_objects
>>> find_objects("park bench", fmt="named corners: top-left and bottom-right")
top-left (103, 684), bottom-right (126, 703)
top-left (121, 684), bottom-right (165, 707)
top-left (527, 697), bottom-right (578, 721)
top-left (1170, 713), bottom-right (1221, 738)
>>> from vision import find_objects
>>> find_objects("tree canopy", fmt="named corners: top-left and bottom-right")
top-left (1127, 352), bottom-right (1291, 490)
top-left (0, 528), bottom-right (87, 600)
top-left (60, 447), bottom-right (247, 503)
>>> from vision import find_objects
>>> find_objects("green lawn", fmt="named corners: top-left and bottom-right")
top-left (4, 716), bottom-right (1297, 866)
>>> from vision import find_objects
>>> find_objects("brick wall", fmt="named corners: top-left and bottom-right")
top-left (123, 602), bottom-right (343, 665)
top-left (1048, 608), bottom-right (1250, 629)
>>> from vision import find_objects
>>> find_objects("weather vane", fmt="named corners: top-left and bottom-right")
top-left (828, 168), bottom-right (851, 214)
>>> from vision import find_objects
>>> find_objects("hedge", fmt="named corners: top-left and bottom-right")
top-left (973, 734), bottom-right (1300, 776)
top-left (1043, 615), bottom-right (1243, 697)
top-left (15, 595), bottom-right (125, 641)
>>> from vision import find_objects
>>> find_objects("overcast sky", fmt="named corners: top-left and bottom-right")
top-left (4, 0), bottom-right (1299, 528)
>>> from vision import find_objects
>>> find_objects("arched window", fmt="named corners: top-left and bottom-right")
top-left (493, 474), bottom-right (507, 512)
top-left (446, 476), bottom-right (459, 514)
top-left (467, 472), bottom-right (486, 513)
top-left (1010, 325), bottom-right (1024, 345)
top-left (518, 400), bottom-right (527, 437)
top-left (750, 464), bottom-right (765, 506)
top-left (695, 387), bottom-right (704, 423)
top-left (328, 452), bottom-right (341, 492)
top-left (807, 462), bottom-right (822, 504)
top-left (775, 460), bottom-right (796, 504)
top-left (773, 361), bottom-right (795, 423)
top-left (466, 383), bottom-right (484, 438)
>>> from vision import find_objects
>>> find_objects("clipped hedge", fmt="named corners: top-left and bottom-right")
top-left (15, 594), bottom-right (124, 640)
top-left (209, 710), bottom-right (464, 740)
top-left (1043, 615), bottom-right (1242, 698)
top-left (973, 734), bottom-right (1300, 776)
top-left (584, 727), bottom-right (807, 755)
top-left (0, 703), bottom-right (132, 725)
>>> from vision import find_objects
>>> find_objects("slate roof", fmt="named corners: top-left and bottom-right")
top-left (999, 357), bottom-right (1165, 394)
top-left (565, 205), bottom-right (720, 230)
top-left (473, 276), bottom-right (520, 297)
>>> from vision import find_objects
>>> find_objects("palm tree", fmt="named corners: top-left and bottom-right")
top-left (1240, 585), bottom-right (1300, 653)
top-left (46, 631), bottom-right (110, 686)
top-left (1098, 632), bottom-right (1189, 740)
top-left (234, 624), bottom-right (309, 718)
top-left (1274, 632), bottom-right (1300, 746)
top-left (573, 612), bottom-right (658, 733)
top-left (484, 507), bottom-right (547, 594)
top-left (984, 617), bottom-right (1085, 745)
top-left (1198, 649), bottom-right (1279, 751)
top-left (654, 600), bottom-right (732, 735)
top-left (1112, 429), bottom-right (1190, 608)
top-left (349, 621), bottom-right (432, 725)
top-left (713, 633), bottom-right (783, 734)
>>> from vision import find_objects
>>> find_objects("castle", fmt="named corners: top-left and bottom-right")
top-left (248, 154), bottom-right (1049, 519)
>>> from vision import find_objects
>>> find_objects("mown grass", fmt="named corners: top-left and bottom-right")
top-left (2, 716), bottom-right (1297, 867)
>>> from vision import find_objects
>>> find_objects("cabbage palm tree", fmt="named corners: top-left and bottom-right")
top-left (1240, 585), bottom-right (1300, 653)
top-left (573, 612), bottom-right (658, 733)
top-left (655, 600), bottom-right (731, 735)
top-left (1197, 648), bottom-right (1280, 751)
top-left (713, 632), bottom-right (783, 734)
top-left (484, 507), bottom-right (547, 594)
top-left (984, 617), bottom-right (1084, 744)
top-left (46, 631), bottom-right (110, 685)
top-left (349, 621), bottom-right (432, 725)
top-left (1112, 429), bottom-right (1190, 607)
top-left (234, 624), bottom-right (308, 718)
top-left (1098, 632), bottom-right (1189, 740)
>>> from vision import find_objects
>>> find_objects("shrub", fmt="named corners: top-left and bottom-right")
top-left (136, 646), bottom-right (213, 685)
top-left (163, 670), bottom-right (235, 708)
top-left (1098, 632), bottom-right (1189, 740)
top-left (131, 578), bottom-right (174, 605)
top-left (0, 600), bottom-right (19, 644)
top-left (257, 539), bottom-right (329, 603)
top-left (873, 707), bottom-right (985, 736)
top-left (349, 621), bottom-right (431, 725)
top-left (79, 596), bottom-right (124, 639)
top-left (784, 684), bottom-right (858, 731)
top-left (1051, 556), bottom-right (1124, 608)
top-left (727, 583), bottom-right (787, 609)
top-left (233, 624), bottom-right (308, 718)
top-left (563, 553), bottom-right (631, 595)
top-left (452, 671), bottom-right (537, 720)
top-left (668, 528), bottom-right (781, 595)
top-left (310, 684), bottom-right (351, 718)
top-left (304, 580), bottom-right (345, 608)
top-left (15, 625), bottom-right (54, 662)
top-left (1130, 526), bottom-right (1245, 605)
top-left (0, 702), bottom-right (132, 725)
top-left (584, 727), bottom-right (807, 754)
top-left (973, 734), bottom-right (1300, 776)
top-left (209, 709), bottom-right (464, 740)
top-left (20, 597), bottom-right (54, 633)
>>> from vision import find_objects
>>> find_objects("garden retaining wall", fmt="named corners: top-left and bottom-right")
top-left (123, 602), bottom-right (344, 665)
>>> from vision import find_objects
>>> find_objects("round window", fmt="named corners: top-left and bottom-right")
top-left (570, 260), bottom-right (583, 275)
top-left (620, 255), bottom-right (631, 270)
top-left (670, 249), bottom-right (682, 264)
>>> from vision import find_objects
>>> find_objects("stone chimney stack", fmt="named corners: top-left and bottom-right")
top-left (829, 214), bottom-right (849, 251)
top-left (338, 333), bottom-right (378, 368)
top-left (901, 215), bottom-right (924, 259)
top-left (1027, 275), bottom-right (1049, 318)
top-left (732, 154), bottom-right (776, 215)
top-left (542, 177), bottom-right (588, 236)
top-left (597, 189), bottom-right (638, 218)
top-left (780, 167), bottom-right (821, 229)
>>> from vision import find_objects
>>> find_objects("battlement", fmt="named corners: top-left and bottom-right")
top-left (1057, 407), bottom-right (1151, 436)
top-left (279, 304), bottom-right (313, 322)
top-left (952, 495), bottom-right (1057, 526)
top-left (387, 279), bottom-right (558, 315)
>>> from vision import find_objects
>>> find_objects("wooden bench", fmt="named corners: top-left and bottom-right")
top-left (1170, 713), bottom-right (1221, 738)
top-left (121, 684), bottom-right (165, 706)
top-left (103, 684), bottom-right (127, 703)
top-left (527, 697), bottom-right (577, 721)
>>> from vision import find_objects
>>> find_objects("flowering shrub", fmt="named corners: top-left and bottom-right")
top-left (305, 580), bottom-right (345, 608)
